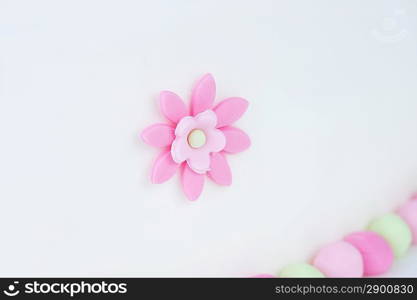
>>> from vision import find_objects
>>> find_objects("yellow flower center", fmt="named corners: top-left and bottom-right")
top-left (187, 129), bottom-right (206, 148)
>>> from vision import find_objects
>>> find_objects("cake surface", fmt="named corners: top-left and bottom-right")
top-left (0, 0), bottom-right (416, 276)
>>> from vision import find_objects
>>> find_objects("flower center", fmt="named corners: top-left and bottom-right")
top-left (187, 129), bottom-right (206, 148)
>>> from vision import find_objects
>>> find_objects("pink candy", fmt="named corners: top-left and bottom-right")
top-left (397, 198), bottom-right (417, 245)
top-left (312, 241), bottom-right (363, 277)
top-left (252, 274), bottom-right (275, 278)
top-left (344, 231), bottom-right (394, 276)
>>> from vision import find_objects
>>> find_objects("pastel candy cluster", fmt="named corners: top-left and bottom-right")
top-left (255, 196), bottom-right (417, 278)
top-left (344, 231), bottom-right (393, 276)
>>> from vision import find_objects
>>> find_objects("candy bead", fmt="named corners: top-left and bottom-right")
top-left (312, 241), bottom-right (363, 277)
top-left (279, 263), bottom-right (325, 278)
top-left (344, 231), bottom-right (394, 276)
top-left (187, 129), bottom-right (206, 148)
top-left (397, 199), bottom-right (417, 244)
top-left (367, 213), bottom-right (412, 258)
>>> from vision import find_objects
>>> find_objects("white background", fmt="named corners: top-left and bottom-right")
top-left (0, 0), bottom-right (416, 277)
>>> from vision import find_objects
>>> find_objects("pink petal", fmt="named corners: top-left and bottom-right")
top-left (151, 151), bottom-right (179, 184)
top-left (141, 123), bottom-right (175, 148)
top-left (207, 152), bottom-right (232, 186)
top-left (159, 91), bottom-right (188, 123)
top-left (221, 126), bottom-right (251, 154)
top-left (213, 97), bottom-right (248, 128)
top-left (187, 152), bottom-right (211, 174)
top-left (181, 164), bottom-right (205, 201)
top-left (204, 128), bottom-right (226, 153)
top-left (194, 110), bottom-right (217, 129)
top-left (175, 116), bottom-right (196, 137)
top-left (171, 136), bottom-right (192, 164)
top-left (191, 73), bottom-right (216, 116)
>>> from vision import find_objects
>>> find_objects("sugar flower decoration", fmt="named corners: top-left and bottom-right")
top-left (141, 74), bottom-right (250, 201)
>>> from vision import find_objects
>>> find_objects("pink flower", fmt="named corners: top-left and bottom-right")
top-left (141, 74), bottom-right (250, 201)
top-left (171, 110), bottom-right (226, 174)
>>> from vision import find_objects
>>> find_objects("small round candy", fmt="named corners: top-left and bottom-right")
top-left (397, 199), bottom-right (417, 245)
top-left (279, 263), bottom-right (325, 278)
top-left (344, 231), bottom-right (393, 276)
top-left (312, 241), bottom-right (363, 277)
top-left (367, 213), bottom-right (412, 258)
top-left (187, 129), bottom-right (206, 148)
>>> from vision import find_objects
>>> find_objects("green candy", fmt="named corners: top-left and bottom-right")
top-left (368, 213), bottom-right (412, 258)
top-left (279, 263), bottom-right (325, 278)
